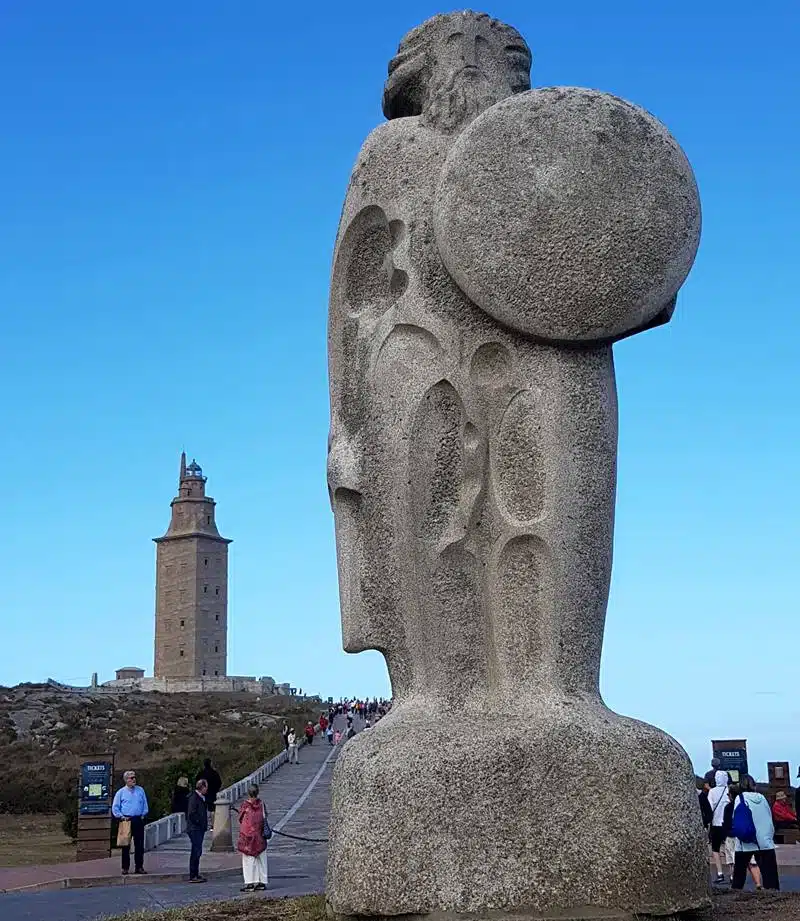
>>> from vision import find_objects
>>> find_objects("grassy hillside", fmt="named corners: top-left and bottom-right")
top-left (0, 684), bottom-right (322, 821)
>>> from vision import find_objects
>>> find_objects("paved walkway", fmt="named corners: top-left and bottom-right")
top-left (0, 719), bottom-right (350, 921)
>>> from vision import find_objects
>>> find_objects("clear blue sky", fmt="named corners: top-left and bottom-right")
top-left (0, 1), bottom-right (797, 779)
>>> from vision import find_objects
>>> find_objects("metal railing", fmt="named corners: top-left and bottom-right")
top-left (144, 809), bottom-right (187, 851)
top-left (216, 749), bottom-right (289, 806)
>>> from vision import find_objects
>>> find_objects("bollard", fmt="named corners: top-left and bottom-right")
top-left (210, 791), bottom-right (234, 852)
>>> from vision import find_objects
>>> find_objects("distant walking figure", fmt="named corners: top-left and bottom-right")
top-left (287, 729), bottom-right (299, 764)
top-left (112, 770), bottom-right (148, 876)
top-left (238, 783), bottom-right (269, 891)
top-left (195, 759), bottom-right (222, 823)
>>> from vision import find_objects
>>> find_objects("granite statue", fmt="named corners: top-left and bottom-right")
top-left (327, 10), bottom-right (707, 919)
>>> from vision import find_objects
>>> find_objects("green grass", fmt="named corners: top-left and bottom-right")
top-left (0, 813), bottom-right (75, 866)
top-left (101, 894), bottom-right (326, 921)
top-left (99, 891), bottom-right (800, 921)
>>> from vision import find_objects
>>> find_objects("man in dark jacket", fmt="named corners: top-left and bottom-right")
top-left (186, 779), bottom-right (209, 882)
top-left (704, 758), bottom-right (728, 786)
top-left (195, 759), bottom-right (223, 820)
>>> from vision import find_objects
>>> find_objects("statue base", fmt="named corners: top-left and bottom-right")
top-left (326, 699), bottom-right (710, 919)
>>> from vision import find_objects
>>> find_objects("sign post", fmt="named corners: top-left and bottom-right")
top-left (76, 753), bottom-right (115, 861)
top-left (711, 739), bottom-right (748, 783)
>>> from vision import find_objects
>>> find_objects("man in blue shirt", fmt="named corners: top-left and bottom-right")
top-left (111, 770), bottom-right (149, 875)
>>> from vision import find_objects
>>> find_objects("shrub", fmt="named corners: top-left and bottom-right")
top-left (61, 804), bottom-right (78, 841)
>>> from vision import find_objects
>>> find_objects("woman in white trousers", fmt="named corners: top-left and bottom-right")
top-left (237, 784), bottom-right (269, 891)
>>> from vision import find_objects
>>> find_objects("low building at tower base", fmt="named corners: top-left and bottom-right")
top-left (46, 675), bottom-right (295, 696)
top-left (102, 674), bottom-right (292, 695)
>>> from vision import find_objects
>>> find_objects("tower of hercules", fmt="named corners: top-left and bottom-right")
top-left (154, 453), bottom-right (231, 678)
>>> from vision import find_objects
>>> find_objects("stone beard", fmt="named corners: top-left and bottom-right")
top-left (327, 10), bottom-right (707, 921)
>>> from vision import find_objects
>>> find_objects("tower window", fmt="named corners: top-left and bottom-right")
top-left (179, 650), bottom-right (184, 657)
top-left (204, 558), bottom-right (208, 566)
top-left (215, 587), bottom-right (220, 595)
top-left (206, 516), bottom-right (211, 524)
top-left (180, 619), bottom-right (185, 627)
top-left (215, 614), bottom-right (219, 622)
top-left (187, 489), bottom-right (193, 496)
top-left (214, 645), bottom-right (218, 653)
top-left (202, 669), bottom-right (206, 676)
top-left (214, 670), bottom-right (218, 676)
top-left (203, 585), bottom-right (208, 593)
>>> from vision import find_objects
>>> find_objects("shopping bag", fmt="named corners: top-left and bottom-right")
top-left (117, 818), bottom-right (132, 847)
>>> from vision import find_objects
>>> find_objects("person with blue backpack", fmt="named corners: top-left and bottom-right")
top-left (729, 775), bottom-right (780, 890)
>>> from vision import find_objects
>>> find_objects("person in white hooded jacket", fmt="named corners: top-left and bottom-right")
top-left (707, 769), bottom-right (730, 883)
top-left (730, 776), bottom-right (780, 891)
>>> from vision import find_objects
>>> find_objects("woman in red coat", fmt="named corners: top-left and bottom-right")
top-left (237, 784), bottom-right (268, 891)
top-left (772, 792), bottom-right (798, 830)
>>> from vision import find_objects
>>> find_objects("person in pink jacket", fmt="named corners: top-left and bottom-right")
top-left (237, 784), bottom-right (269, 891)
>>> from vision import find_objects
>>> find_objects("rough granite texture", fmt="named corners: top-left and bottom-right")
top-left (327, 10), bottom-right (708, 920)
top-left (435, 87), bottom-right (701, 344)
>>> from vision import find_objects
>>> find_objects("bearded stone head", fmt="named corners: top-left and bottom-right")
top-left (383, 11), bottom-right (532, 132)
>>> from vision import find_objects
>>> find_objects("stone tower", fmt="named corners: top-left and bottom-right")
top-left (154, 453), bottom-right (231, 679)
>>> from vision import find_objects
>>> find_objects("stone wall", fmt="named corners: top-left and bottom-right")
top-left (101, 675), bottom-right (279, 695)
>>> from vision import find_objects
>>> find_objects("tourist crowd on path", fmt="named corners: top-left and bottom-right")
top-left (108, 697), bottom-right (393, 883)
top-left (112, 758), bottom-right (224, 881)
top-left (697, 757), bottom-right (797, 891)
top-left (328, 697), bottom-right (391, 722)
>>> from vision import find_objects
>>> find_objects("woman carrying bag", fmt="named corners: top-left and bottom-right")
top-left (730, 775), bottom-right (780, 891)
top-left (237, 783), bottom-right (270, 891)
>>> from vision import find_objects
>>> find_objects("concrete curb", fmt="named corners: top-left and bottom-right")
top-left (0, 865), bottom-right (241, 895)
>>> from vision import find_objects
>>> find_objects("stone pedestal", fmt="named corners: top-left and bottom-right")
top-left (210, 793), bottom-right (233, 852)
top-left (328, 704), bottom-right (709, 919)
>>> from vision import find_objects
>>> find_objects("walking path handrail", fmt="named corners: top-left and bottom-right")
top-left (144, 810), bottom-right (187, 852)
top-left (216, 748), bottom-right (289, 805)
